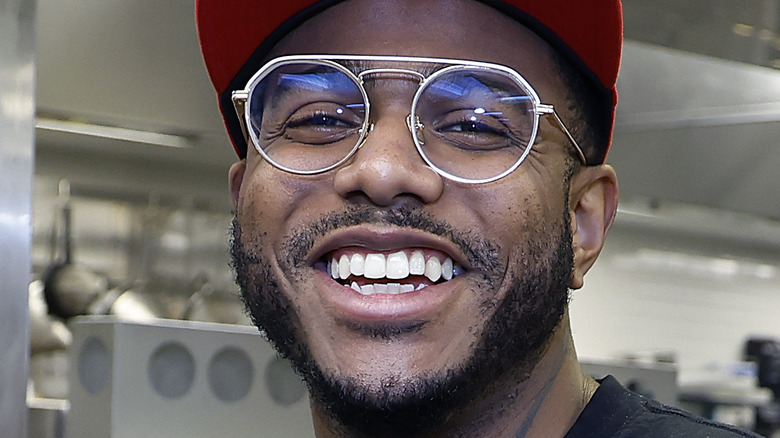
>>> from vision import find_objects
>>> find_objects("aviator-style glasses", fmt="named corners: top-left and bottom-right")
top-left (232, 55), bottom-right (586, 184)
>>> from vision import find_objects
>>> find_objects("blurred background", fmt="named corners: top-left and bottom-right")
top-left (5, 0), bottom-right (780, 436)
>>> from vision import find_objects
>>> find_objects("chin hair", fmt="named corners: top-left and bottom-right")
top-left (229, 204), bottom-right (573, 435)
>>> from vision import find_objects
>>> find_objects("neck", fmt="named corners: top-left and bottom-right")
top-left (309, 313), bottom-right (597, 438)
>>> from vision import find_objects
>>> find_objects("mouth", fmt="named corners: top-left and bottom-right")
top-left (319, 249), bottom-right (465, 296)
top-left (303, 226), bottom-right (474, 322)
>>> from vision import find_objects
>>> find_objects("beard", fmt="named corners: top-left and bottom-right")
top-left (230, 203), bottom-right (573, 436)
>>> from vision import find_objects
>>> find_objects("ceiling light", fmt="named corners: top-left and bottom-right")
top-left (36, 117), bottom-right (191, 149)
top-left (732, 23), bottom-right (754, 38)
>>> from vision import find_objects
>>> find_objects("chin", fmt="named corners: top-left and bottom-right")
top-left (230, 201), bottom-right (573, 434)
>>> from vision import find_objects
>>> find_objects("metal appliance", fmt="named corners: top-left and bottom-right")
top-left (67, 316), bottom-right (313, 438)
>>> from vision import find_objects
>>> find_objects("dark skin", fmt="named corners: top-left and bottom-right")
top-left (228, 1), bottom-right (619, 436)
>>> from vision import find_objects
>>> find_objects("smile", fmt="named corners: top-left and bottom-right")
top-left (326, 250), bottom-right (465, 296)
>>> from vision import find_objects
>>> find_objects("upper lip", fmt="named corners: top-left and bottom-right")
top-left (307, 224), bottom-right (471, 270)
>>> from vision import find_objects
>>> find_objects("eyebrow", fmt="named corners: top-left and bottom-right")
top-left (260, 58), bottom-right (460, 110)
top-left (265, 66), bottom-right (356, 109)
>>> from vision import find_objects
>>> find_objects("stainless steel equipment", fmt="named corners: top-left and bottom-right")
top-left (67, 316), bottom-right (313, 438)
top-left (0, 0), bottom-right (36, 436)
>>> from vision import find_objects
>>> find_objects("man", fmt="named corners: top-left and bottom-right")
top-left (197, 1), bottom-right (760, 437)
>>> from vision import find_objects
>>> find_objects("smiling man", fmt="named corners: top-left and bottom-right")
top-left (196, 1), bottom-right (760, 437)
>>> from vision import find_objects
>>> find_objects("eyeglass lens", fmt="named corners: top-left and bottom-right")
top-left (246, 61), bottom-right (538, 181)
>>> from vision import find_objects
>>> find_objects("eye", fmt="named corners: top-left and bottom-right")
top-left (438, 117), bottom-right (507, 137)
top-left (430, 110), bottom-right (514, 151)
top-left (286, 104), bottom-right (359, 129)
top-left (287, 110), bottom-right (355, 129)
top-left (282, 102), bottom-right (364, 145)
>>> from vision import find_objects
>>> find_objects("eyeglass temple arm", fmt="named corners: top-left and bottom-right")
top-left (232, 91), bottom-right (251, 147)
top-left (538, 104), bottom-right (587, 164)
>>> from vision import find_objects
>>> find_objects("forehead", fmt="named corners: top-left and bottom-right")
top-left (267, 0), bottom-right (564, 100)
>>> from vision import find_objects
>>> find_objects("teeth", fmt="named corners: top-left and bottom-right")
top-left (330, 258), bottom-right (339, 279)
top-left (350, 253), bottom-right (365, 276)
top-left (386, 251), bottom-right (410, 279)
top-left (425, 257), bottom-right (442, 282)
top-left (328, 251), bottom-right (462, 287)
top-left (409, 251), bottom-right (425, 275)
top-left (339, 254), bottom-right (350, 280)
top-left (351, 282), bottom-right (422, 296)
top-left (442, 257), bottom-right (453, 281)
top-left (364, 253), bottom-right (386, 279)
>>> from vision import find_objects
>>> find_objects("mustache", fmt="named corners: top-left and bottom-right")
top-left (276, 204), bottom-right (500, 274)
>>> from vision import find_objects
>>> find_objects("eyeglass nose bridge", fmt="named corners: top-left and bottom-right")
top-left (357, 68), bottom-right (426, 84)
top-left (353, 114), bottom-right (425, 159)
top-left (352, 67), bottom-right (429, 157)
top-left (405, 114), bottom-right (425, 145)
top-left (358, 66), bottom-right (427, 141)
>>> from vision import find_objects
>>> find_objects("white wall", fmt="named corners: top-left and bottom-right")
top-left (571, 202), bottom-right (780, 382)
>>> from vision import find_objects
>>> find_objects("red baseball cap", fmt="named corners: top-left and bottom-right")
top-left (197, 0), bottom-right (623, 164)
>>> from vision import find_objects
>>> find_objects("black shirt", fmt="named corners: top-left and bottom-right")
top-left (565, 376), bottom-right (763, 438)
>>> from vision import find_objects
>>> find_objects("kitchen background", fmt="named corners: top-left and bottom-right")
top-left (9, 0), bottom-right (780, 436)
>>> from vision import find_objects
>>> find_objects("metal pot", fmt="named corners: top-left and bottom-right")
top-left (42, 181), bottom-right (108, 320)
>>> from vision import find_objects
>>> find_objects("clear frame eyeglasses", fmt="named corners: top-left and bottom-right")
top-left (232, 54), bottom-right (585, 184)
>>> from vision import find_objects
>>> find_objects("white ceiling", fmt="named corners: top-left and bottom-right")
top-left (34, 0), bottom-right (780, 221)
top-left (612, 41), bottom-right (780, 219)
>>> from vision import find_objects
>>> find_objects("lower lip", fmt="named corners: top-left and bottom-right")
top-left (315, 270), bottom-right (459, 323)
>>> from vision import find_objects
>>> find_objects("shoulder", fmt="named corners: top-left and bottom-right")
top-left (638, 397), bottom-right (760, 437)
top-left (565, 375), bottom-right (762, 438)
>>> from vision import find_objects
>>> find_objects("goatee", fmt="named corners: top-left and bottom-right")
top-left (230, 204), bottom-right (573, 435)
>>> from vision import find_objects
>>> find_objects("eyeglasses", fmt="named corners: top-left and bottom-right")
top-left (232, 55), bottom-right (585, 184)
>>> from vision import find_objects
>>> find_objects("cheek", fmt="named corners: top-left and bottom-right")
top-left (238, 162), bottom-right (324, 228)
top-left (237, 170), bottom-right (283, 232)
top-left (458, 180), bottom-right (550, 236)
top-left (452, 175), bottom-right (567, 269)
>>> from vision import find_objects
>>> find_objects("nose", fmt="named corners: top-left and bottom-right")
top-left (333, 113), bottom-right (444, 207)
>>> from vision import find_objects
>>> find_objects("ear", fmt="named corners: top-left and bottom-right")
top-left (228, 159), bottom-right (247, 208)
top-left (568, 164), bottom-right (618, 289)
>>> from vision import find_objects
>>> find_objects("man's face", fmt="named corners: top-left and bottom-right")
top-left (230, 0), bottom-right (579, 432)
